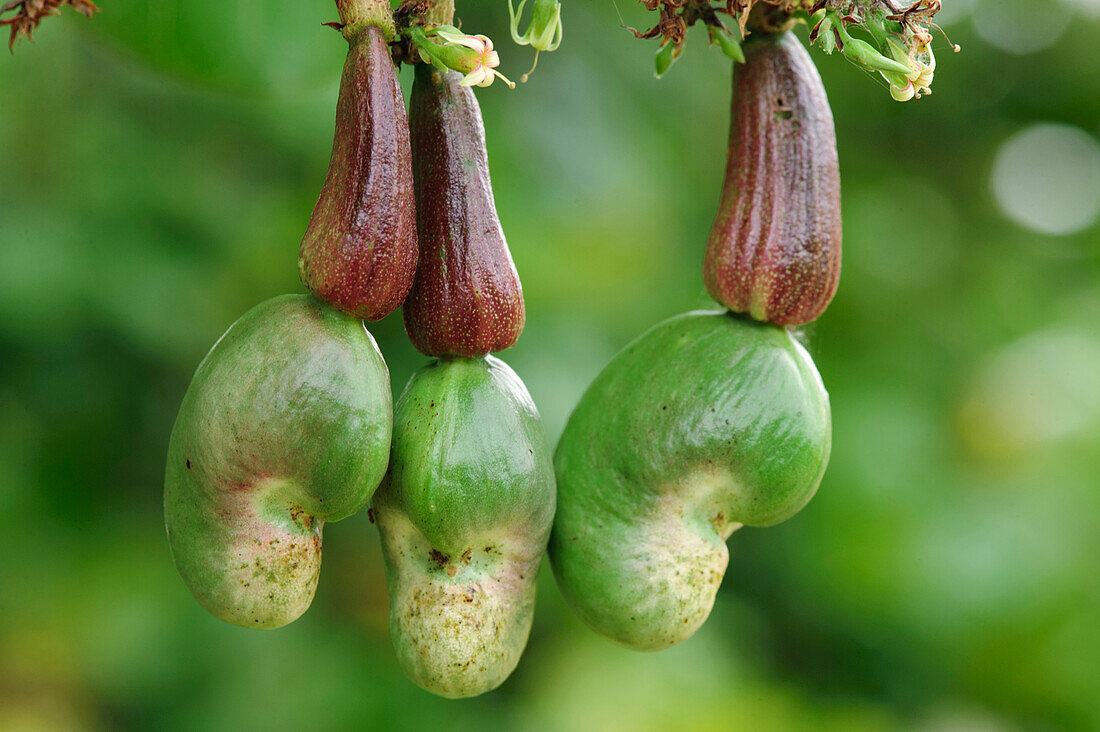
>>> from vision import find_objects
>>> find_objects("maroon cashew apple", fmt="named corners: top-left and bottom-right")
top-left (298, 22), bottom-right (419, 321)
top-left (704, 31), bottom-right (842, 327)
top-left (402, 65), bottom-right (525, 357)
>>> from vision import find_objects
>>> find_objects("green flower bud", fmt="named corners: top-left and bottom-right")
top-left (509, 0), bottom-right (562, 52)
top-left (654, 39), bottom-right (681, 79)
top-left (819, 25), bottom-right (837, 55)
top-left (708, 25), bottom-right (745, 64)
top-left (810, 14), bottom-right (836, 55)
top-left (841, 35), bottom-right (913, 76)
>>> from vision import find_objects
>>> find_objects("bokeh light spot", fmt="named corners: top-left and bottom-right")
top-left (990, 124), bottom-right (1100, 236)
top-left (973, 0), bottom-right (1071, 55)
top-left (1061, 0), bottom-right (1100, 17)
top-left (958, 327), bottom-right (1100, 460)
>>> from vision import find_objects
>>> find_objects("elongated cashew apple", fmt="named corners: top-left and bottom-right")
top-left (403, 65), bottom-right (525, 358)
top-left (298, 23), bottom-right (419, 321)
top-left (704, 31), bottom-right (841, 327)
top-left (164, 295), bottom-right (392, 629)
top-left (549, 311), bottom-right (830, 651)
top-left (373, 356), bottom-right (555, 698)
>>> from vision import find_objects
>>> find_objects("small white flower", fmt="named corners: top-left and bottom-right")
top-left (434, 30), bottom-right (514, 88)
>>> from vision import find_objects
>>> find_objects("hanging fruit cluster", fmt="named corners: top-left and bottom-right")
top-left (548, 0), bottom-right (949, 651)
top-left (375, 35), bottom-right (554, 699)
top-left (164, 0), bottom-right (950, 697)
top-left (165, 0), bottom-right (561, 699)
top-left (704, 31), bottom-right (840, 326)
top-left (297, 11), bottom-right (419, 321)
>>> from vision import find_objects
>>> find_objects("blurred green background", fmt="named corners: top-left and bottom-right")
top-left (2, 0), bottom-right (1099, 729)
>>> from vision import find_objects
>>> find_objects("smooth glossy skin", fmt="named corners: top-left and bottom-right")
top-left (374, 356), bottom-right (554, 698)
top-left (704, 32), bottom-right (842, 326)
top-left (550, 311), bottom-right (830, 651)
top-left (299, 26), bottom-right (419, 321)
top-left (402, 66), bottom-right (525, 358)
top-left (164, 295), bottom-right (392, 629)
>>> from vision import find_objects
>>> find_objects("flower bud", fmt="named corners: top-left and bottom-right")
top-left (654, 39), bottom-right (681, 79)
top-left (509, 0), bottom-right (562, 53)
top-left (708, 25), bottom-right (745, 64)
top-left (841, 36), bottom-right (912, 76)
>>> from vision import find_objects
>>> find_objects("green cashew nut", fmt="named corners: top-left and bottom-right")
top-left (374, 356), bottom-right (555, 698)
top-left (549, 311), bottom-right (830, 651)
top-left (164, 295), bottom-right (392, 629)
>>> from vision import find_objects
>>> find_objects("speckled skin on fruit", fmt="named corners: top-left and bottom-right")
top-left (373, 356), bottom-right (554, 698)
top-left (402, 65), bottom-right (525, 357)
top-left (164, 295), bottom-right (392, 629)
top-left (298, 26), bottom-right (419, 321)
top-left (549, 311), bottom-right (830, 651)
top-left (704, 32), bottom-right (841, 326)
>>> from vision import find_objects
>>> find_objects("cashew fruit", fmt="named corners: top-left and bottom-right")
top-left (549, 310), bottom-right (830, 651)
top-left (299, 25), bottom-right (419, 321)
top-left (373, 356), bottom-right (554, 697)
top-left (164, 295), bottom-right (392, 629)
top-left (704, 32), bottom-right (842, 326)
top-left (402, 65), bottom-right (525, 357)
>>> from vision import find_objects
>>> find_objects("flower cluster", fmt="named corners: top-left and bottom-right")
top-left (627, 0), bottom-right (951, 98)
top-left (808, 1), bottom-right (951, 101)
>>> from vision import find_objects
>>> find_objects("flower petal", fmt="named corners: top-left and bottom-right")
top-left (435, 29), bottom-right (485, 53)
top-left (460, 66), bottom-right (489, 87)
